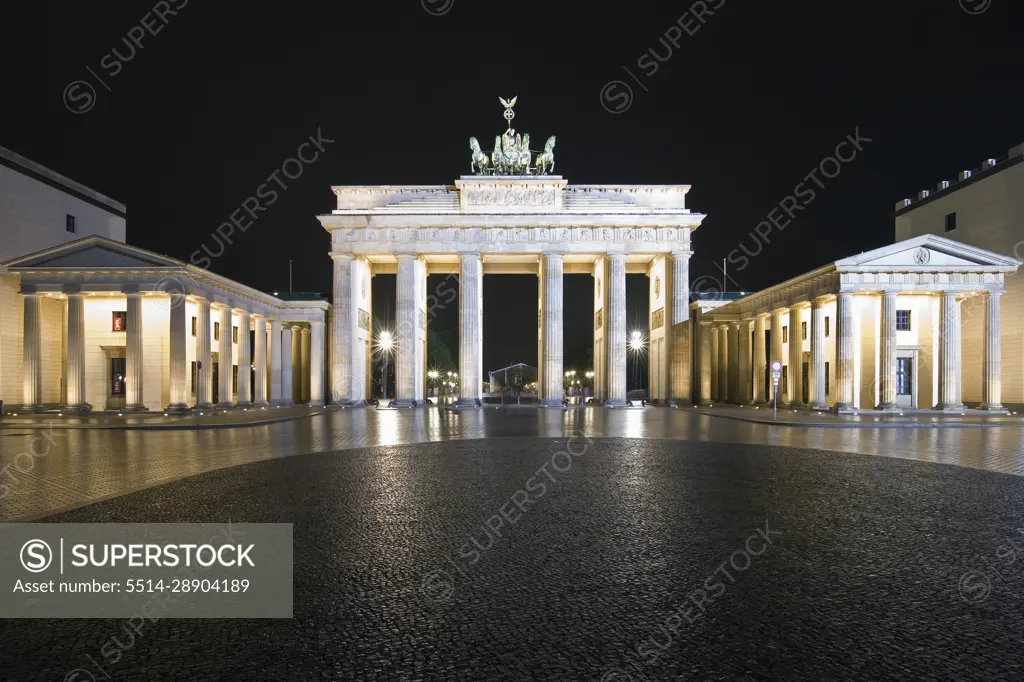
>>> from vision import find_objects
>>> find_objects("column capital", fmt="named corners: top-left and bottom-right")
top-left (121, 284), bottom-right (144, 295)
top-left (310, 319), bottom-right (325, 328)
top-left (330, 252), bottom-right (356, 262)
top-left (671, 251), bottom-right (692, 260)
top-left (541, 252), bottom-right (566, 261)
top-left (811, 297), bottom-right (830, 309)
top-left (61, 284), bottom-right (84, 294)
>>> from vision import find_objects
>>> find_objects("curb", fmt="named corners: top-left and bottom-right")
top-left (690, 409), bottom-right (1023, 429)
top-left (0, 410), bottom-right (326, 431)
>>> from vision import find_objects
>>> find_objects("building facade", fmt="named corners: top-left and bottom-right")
top-left (0, 148), bottom-right (327, 413)
top-left (694, 236), bottom-right (1020, 412)
top-left (894, 142), bottom-right (1024, 405)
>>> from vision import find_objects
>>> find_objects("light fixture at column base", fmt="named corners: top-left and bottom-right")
top-left (214, 402), bottom-right (235, 410)
top-left (236, 401), bottom-right (253, 409)
top-left (121, 404), bottom-right (149, 413)
top-left (453, 399), bottom-right (481, 409)
top-left (808, 402), bottom-right (829, 411)
top-left (307, 401), bottom-right (325, 408)
top-left (164, 404), bottom-right (190, 414)
top-left (253, 400), bottom-right (270, 408)
top-left (60, 404), bottom-right (92, 414)
top-left (197, 402), bottom-right (214, 410)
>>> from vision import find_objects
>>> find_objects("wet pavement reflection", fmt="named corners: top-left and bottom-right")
top-left (2, 405), bottom-right (1023, 521)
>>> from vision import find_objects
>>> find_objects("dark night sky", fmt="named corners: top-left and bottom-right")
top-left (4, 0), bottom-right (1023, 378)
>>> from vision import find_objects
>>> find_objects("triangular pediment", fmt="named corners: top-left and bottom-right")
top-left (836, 235), bottom-right (1020, 270)
top-left (3, 237), bottom-right (184, 270)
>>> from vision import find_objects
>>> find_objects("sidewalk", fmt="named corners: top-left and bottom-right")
top-left (687, 404), bottom-right (1024, 428)
top-left (0, 404), bottom-right (327, 430)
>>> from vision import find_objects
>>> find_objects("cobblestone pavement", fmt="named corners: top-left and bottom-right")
top-left (2, 437), bottom-right (1023, 680)
top-left (2, 406), bottom-right (1024, 521)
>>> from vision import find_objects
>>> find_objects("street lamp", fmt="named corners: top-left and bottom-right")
top-left (376, 330), bottom-right (395, 400)
top-left (628, 329), bottom-right (647, 393)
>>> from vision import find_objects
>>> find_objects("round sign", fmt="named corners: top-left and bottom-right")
top-left (771, 360), bottom-right (783, 372)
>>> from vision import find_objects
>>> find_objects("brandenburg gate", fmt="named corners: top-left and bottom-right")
top-left (319, 98), bottom-right (706, 407)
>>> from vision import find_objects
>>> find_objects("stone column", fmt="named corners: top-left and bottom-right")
top-left (300, 326), bottom-right (311, 403)
top-left (876, 291), bottom-right (899, 409)
top-left (280, 322), bottom-right (294, 406)
top-left (22, 293), bottom-right (44, 411)
top-left (787, 306), bottom-right (803, 406)
top-left (981, 292), bottom-right (1004, 410)
top-left (604, 253), bottom-right (627, 407)
top-left (395, 254), bottom-right (419, 405)
top-left (752, 315), bottom-right (767, 404)
top-left (166, 293), bottom-right (189, 413)
top-left (270, 319), bottom-right (285, 405)
top-left (835, 293), bottom-right (855, 411)
top-left (717, 325), bottom-right (729, 402)
top-left (125, 291), bottom-right (147, 411)
top-left (670, 251), bottom-right (691, 404)
top-left (809, 298), bottom-right (828, 410)
top-left (936, 291), bottom-right (964, 410)
top-left (737, 320), bottom-right (750, 404)
top-left (457, 254), bottom-right (483, 408)
top-left (728, 323), bottom-right (740, 404)
top-left (330, 254), bottom-right (357, 405)
top-left (698, 321), bottom-right (712, 405)
top-left (769, 309), bottom-right (785, 403)
top-left (540, 253), bottom-right (567, 406)
top-left (236, 311), bottom-right (252, 407)
top-left (291, 325), bottom-right (302, 404)
top-left (709, 325), bottom-right (720, 401)
top-left (196, 298), bottom-right (213, 408)
top-left (215, 305), bottom-right (233, 408)
top-left (63, 290), bottom-right (90, 412)
top-left (253, 316), bottom-right (268, 406)
top-left (309, 320), bottom-right (325, 406)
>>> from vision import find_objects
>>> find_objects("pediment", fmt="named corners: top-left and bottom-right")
top-left (836, 235), bottom-right (1020, 271)
top-left (4, 237), bottom-right (183, 270)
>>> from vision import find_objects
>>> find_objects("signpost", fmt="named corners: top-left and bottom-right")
top-left (770, 360), bottom-right (782, 422)
top-left (196, 361), bottom-right (202, 426)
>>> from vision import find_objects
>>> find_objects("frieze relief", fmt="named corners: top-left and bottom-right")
top-left (464, 188), bottom-right (557, 207)
top-left (338, 226), bottom-right (688, 247)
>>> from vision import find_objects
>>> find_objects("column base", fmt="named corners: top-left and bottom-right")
top-left (388, 399), bottom-right (419, 408)
top-left (454, 398), bottom-right (481, 409)
top-left (332, 399), bottom-right (365, 407)
top-left (808, 402), bottom-right (829, 411)
top-left (269, 399), bottom-right (294, 407)
top-left (875, 402), bottom-right (902, 411)
top-left (752, 400), bottom-right (768, 407)
top-left (979, 403), bottom-right (1007, 412)
top-left (307, 400), bottom-right (325, 408)
top-left (667, 399), bottom-right (692, 408)
top-left (933, 403), bottom-right (966, 412)
top-left (122, 404), bottom-right (149, 413)
top-left (16, 405), bottom-right (46, 414)
top-left (540, 398), bottom-right (567, 408)
top-left (164, 403), bottom-right (191, 414)
top-left (698, 399), bottom-right (713, 406)
top-left (214, 402), bottom-right (236, 410)
top-left (832, 402), bottom-right (855, 414)
top-left (236, 401), bottom-right (253, 409)
top-left (61, 404), bottom-right (93, 414)
top-left (603, 398), bottom-right (630, 408)
top-left (253, 400), bottom-right (270, 408)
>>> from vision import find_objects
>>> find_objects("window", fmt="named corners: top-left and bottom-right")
top-left (232, 365), bottom-right (238, 393)
top-left (112, 311), bottom-right (127, 332)
top-left (214, 321), bottom-right (220, 341)
top-left (191, 316), bottom-right (197, 337)
top-left (801, 321), bottom-right (807, 341)
top-left (782, 326), bottom-right (789, 343)
top-left (896, 309), bottom-right (911, 331)
top-left (232, 325), bottom-right (239, 344)
top-left (945, 212), bottom-right (957, 232)
top-left (897, 357), bottom-right (913, 395)
top-left (782, 365), bottom-right (788, 394)
top-left (66, 214), bottom-right (76, 233)
top-left (191, 361), bottom-right (197, 395)
top-left (825, 361), bottom-right (830, 395)
top-left (825, 316), bottom-right (830, 337)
